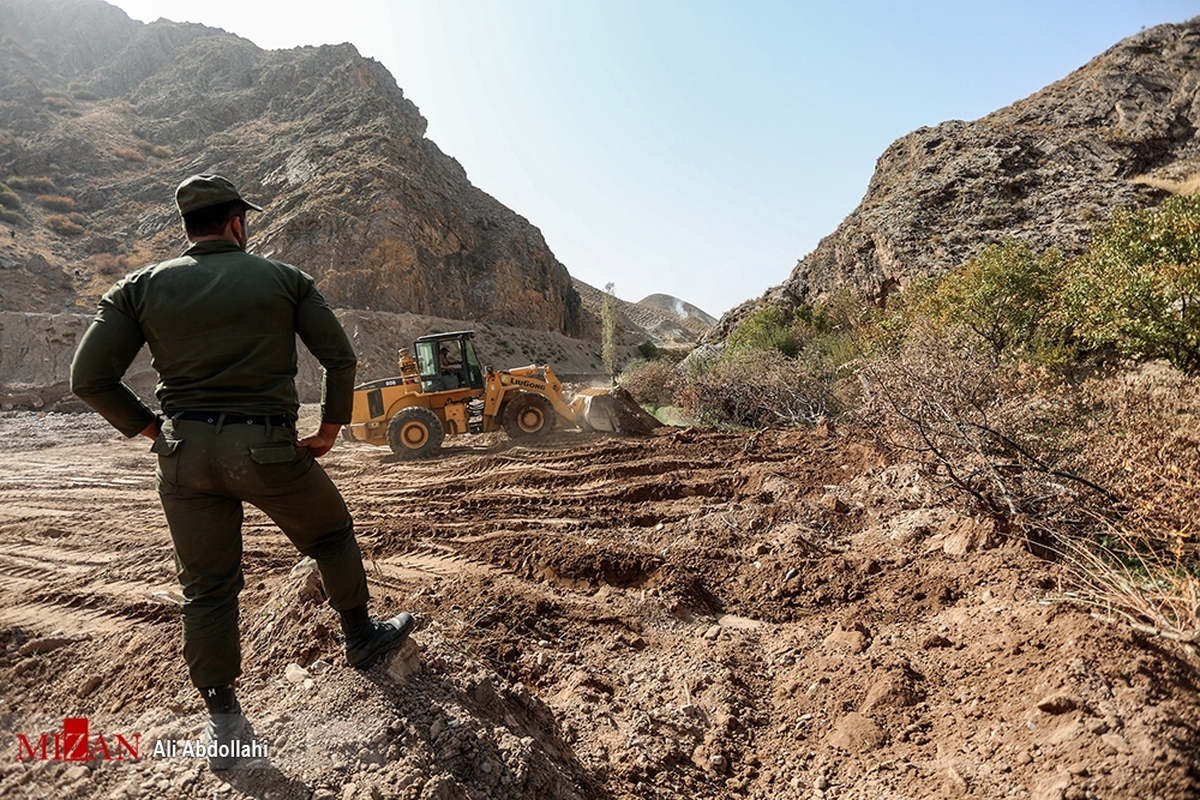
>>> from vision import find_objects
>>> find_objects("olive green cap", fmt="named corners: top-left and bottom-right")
top-left (175, 174), bottom-right (263, 215)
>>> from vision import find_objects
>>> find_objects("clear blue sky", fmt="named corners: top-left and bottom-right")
top-left (111, 0), bottom-right (1196, 318)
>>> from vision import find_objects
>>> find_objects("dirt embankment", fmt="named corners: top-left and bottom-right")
top-left (1, 411), bottom-right (1197, 799)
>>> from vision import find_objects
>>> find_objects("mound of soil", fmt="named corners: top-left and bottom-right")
top-left (1, 411), bottom-right (1197, 799)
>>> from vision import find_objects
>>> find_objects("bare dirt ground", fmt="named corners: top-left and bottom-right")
top-left (1, 408), bottom-right (1198, 800)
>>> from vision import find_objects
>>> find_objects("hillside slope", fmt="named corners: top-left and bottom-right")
top-left (710, 17), bottom-right (1200, 339)
top-left (0, 0), bottom-right (583, 335)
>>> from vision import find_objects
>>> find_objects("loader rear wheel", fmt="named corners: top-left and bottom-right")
top-left (387, 407), bottom-right (444, 459)
top-left (502, 393), bottom-right (556, 438)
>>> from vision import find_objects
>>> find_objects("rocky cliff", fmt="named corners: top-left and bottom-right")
top-left (0, 0), bottom-right (583, 335)
top-left (711, 18), bottom-right (1200, 339)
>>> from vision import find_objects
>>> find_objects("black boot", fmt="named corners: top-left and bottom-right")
top-left (200, 685), bottom-right (255, 771)
top-left (339, 605), bottom-right (415, 669)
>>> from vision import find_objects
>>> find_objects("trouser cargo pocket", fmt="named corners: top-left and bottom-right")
top-left (249, 442), bottom-right (310, 486)
top-left (151, 435), bottom-right (183, 494)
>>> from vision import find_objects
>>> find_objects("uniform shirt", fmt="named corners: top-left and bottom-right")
top-left (70, 240), bottom-right (356, 437)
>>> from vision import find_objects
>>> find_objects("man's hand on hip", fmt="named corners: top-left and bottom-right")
top-left (299, 422), bottom-right (341, 457)
top-left (139, 417), bottom-right (162, 441)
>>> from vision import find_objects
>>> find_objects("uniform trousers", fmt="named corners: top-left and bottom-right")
top-left (153, 417), bottom-right (369, 688)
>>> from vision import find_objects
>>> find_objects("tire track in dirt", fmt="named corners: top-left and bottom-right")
top-left (0, 536), bottom-right (178, 635)
top-left (346, 433), bottom-right (751, 544)
top-left (0, 445), bottom-right (154, 489)
top-left (0, 432), bottom-right (177, 642)
top-left (368, 546), bottom-right (496, 588)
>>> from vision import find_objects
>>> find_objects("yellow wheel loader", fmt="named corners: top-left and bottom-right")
top-left (341, 330), bottom-right (658, 459)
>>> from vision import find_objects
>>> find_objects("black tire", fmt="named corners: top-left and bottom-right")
top-left (386, 406), bottom-right (444, 459)
top-left (502, 393), bottom-right (556, 438)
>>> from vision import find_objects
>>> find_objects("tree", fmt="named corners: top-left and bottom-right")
top-left (1062, 195), bottom-right (1200, 374)
top-left (602, 282), bottom-right (618, 383)
top-left (925, 239), bottom-right (1067, 363)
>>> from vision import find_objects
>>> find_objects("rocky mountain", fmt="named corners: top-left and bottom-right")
top-left (1, 0), bottom-right (591, 335)
top-left (710, 17), bottom-right (1200, 339)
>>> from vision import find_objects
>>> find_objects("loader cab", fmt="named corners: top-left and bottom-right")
top-left (414, 331), bottom-right (485, 393)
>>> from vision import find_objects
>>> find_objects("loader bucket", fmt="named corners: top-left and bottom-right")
top-left (576, 390), bottom-right (618, 433)
top-left (574, 386), bottom-right (661, 435)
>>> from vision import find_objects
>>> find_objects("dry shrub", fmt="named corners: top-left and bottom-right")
top-left (46, 213), bottom-right (85, 235)
top-left (860, 328), bottom-right (1200, 638)
top-left (1037, 363), bottom-right (1200, 642)
top-left (618, 359), bottom-right (680, 408)
top-left (87, 253), bottom-right (128, 276)
top-left (150, 145), bottom-right (173, 159)
top-left (36, 194), bottom-right (76, 211)
top-left (1063, 363), bottom-right (1200, 555)
top-left (676, 349), bottom-right (836, 428)
top-left (112, 147), bottom-right (146, 163)
top-left (1054, 527), bottom-right (1200, 642)
top-left (42, 95), bottom-right (73, 110)
top-left (856, 325), bottom-right (1103, 524)
top-left (1133, 172), bottom-right (1200, 196)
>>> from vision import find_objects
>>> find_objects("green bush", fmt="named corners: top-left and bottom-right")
top-left (0, 184), bottom-right (21, 209)
top-left (727, 305), bottom-right (798, 357)
top-left (6, 176), bottom-right (58, 192)
top-left (636, 340), bottom-right (658, 360)
top-left (1062, 194), bottom-right (1200, 374)
top-left (924, 239), bottom-right (1070, 365)
top-left (0, 207), bottom-right (27, 225)
top-left (790, 290), bottom-right (904, 378)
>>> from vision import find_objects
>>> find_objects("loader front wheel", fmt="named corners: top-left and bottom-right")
top-left (387, 407), bottom-right (444, 459)
top-left (502, 393), bottom-right (556, 438)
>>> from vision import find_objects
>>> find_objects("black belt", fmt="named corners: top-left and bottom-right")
top-left (175, 411), bottom-right (295, 429)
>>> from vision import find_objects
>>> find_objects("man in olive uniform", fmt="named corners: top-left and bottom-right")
top-left (70, 174), bottom-right (414, 770)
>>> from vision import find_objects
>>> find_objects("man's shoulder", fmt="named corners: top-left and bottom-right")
top-left (103, 256), bottom-right (189, 296)
top-left (153, 249), bottom-right (310, 279)
top-left (224, 251), bottom-right (313, 280)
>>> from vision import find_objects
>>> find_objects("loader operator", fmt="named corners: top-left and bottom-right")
top-left (440, 345), bottom-right (464, 388)
top-left (69, 174), bottom-right (415, 771)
